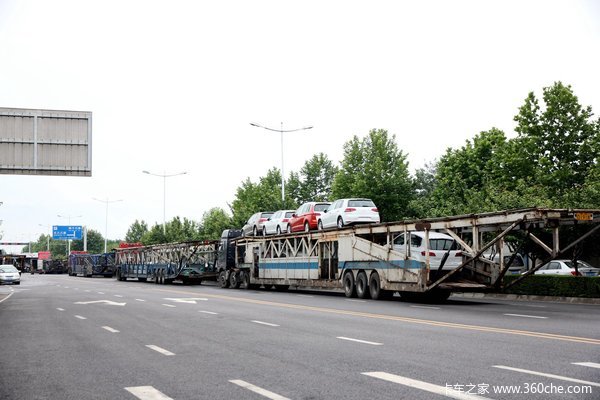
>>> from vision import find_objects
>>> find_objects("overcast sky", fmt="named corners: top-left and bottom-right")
top-left (1, 0), bottom-right (599, 253)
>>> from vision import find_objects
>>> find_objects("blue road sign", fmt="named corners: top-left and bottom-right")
top-left (52, 225), bottom-right (83, 240)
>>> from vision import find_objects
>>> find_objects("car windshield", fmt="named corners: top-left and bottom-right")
top-left (314, 204), bottom-right (329, 212)
top-left (348, 199), bottom-right (375, 207)
top-left (262, 212), bottom-right (274, 218)
top-left (564, 261), bottom-right (593, 269)
top-left (0, 266), bottom-right (18, 273)
top-left (429, 239), bottom-right (456, 250)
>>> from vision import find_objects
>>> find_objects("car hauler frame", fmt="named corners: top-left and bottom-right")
top-left (219, 208), bottom-right (600, 301)
top-left (68, 253), bottom-right (115, 277)
top-left (114, 240), bottom-right (220, 284)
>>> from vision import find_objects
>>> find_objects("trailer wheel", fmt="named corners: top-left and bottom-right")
top-left (138, 277), bottom-right (147, 282)
top-left (229, 271), bottom-right (241, 289)
top-left (356, 271), bottom-right (370, 299)
top-left (159, 269), bottom-right (165, 285)
top-left (218, 270), bottom-right (230, 288)
top-left (369, 271), bottom-right (391, 300)
top-left (343, 271), bottom-right (356, 298)
top-left (240, 271), bottom-right (250, 289)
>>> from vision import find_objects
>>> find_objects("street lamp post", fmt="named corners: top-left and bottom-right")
top-left (57, 214), bottom-right (82, 255)
top-left (93, 198), bottom-right (123, 253)
top-left (142, 170), bottom-right (187, 234)
top-left (250, 122), bottom-right (313, 207)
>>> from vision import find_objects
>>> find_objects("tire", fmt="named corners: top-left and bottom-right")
top-left (286, 224), bottom-right (292, 234)
top-left (263, 226), bottom-right (268, 236)
top-left (337, 217), bottom-right (344, 229)
top-left (276, 226), bottom-right (281, 235)
top-left (318, 220), bottom-right (323, 230)
top-left (240, 271), bottom-right (250, 289)
top-left (356, 271), bottom-right (370, 299)
top-left (304, 222), bottom-right (310, 232)
top-left (218, 270), bottom-right (230, 288)
top-left (138, 277), bottom-right (147, 282)
top-left (253, 226), bottom-right (258, 236)
top-left (368, 271), bottom-right (389, 300)
top-left (229, 271), bottom-right (241, 289)
top-left (343, 271), bottom-right (356, 298)
top-left (15, 282), bottom-right (20, 285)
top-left (159, 270), bottom-right (165, 285)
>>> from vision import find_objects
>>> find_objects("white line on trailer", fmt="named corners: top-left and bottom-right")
top-left (229, 379), bottom-right (290, 400)
top-left (135, 299), bottom-right (146, 302)
top-left (251, 320), bottom-right (279, 327)
top-left (114, 294), bottom-right (124, 298)
top-left (492, 365), bottom-right (600, 387)
top-left (102, 326), bottom-right (120, 333)
top-left (74, 315), bottom-right (87, 320)
top-left (162, 304), bottom-right (176, 308)
top-left (410, 305), bottom-right (441, 310)
top-left (503, 313), bottom-right (547, 319)
top-left (572, 362), bottom-right (600, 369)
top-left (362, 372), bottom-right (491, 399)
top-left (125, 386), bottom-right (174, 400)
top-left (56, 308), bottom-right (65, 311)
top-left (346, 299), bottom-right (367, 303)
top-left (199, 310), bottom-right (218, 315)
top-left (145, 345), bottom-right (175, 356)
top-left (337, 336), bottom-right (383, 346)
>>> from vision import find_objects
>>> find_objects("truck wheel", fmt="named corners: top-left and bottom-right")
top-left (369, 271), bottom-right (390, 300)
top-left (240, 271), bottom-right (250, 289)
top-left (343, 271), bottom-right (356, 298)
top-left (138, 277), bottom-right (147, 282)
top-left (218, 270), bottom-right (230, 288)
top-left (229, 271), bottom-right (241, 289)
top-left (356, 271), bottom-right (370, 299)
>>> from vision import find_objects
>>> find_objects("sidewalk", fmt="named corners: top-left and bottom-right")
top-left (452, 292), bottom-right (600, 305)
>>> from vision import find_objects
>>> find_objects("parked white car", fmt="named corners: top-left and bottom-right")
top-left (0, 264), bottom-right (21, 285)
top-left (534, 260), bottom-right (599, 276)
top-left (317, 198), bottom-right (380, 229)
top-left (262, 209), bottom-right (296, 235)
top-left (392, 232), bottom-right (463, 270)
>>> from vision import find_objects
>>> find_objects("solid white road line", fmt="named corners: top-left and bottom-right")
top-left (102, 326), bottom-right (120, 333)
top-left (229, 379), bottom-right (290, 400)
top-left (251, 320), bottom-right (279, 327)
top-left (503, 313), bottom-right (547, 319)
top-left (125, 386), bottom-right (174, 400)
top-left (572, 362), bottom-right (600, 369)
top-left (135, 299), bottom-right (146, 302)
top-left (199, 310), bottom-right (218, 315)
top-left (56, 308), bottom-right (65, 311)
top-left (145, 345), bottom-right (175, 356)
top-left (337, 336), bottom-right (383, 346)
top-left (74, 315), bottom-right (87, 320)
top-left (493, 365), bottom-right (600, 387)
top-left (362, 372), bottom-right (491, 400)
top-left (0, 292), bottom-right (14, 304)
top-left (162, 304), bottom-right (176, 308)
top-left (410, 305), bottom-right (441, 310)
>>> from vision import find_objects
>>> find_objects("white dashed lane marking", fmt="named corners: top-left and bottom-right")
top-left (572, 362), bottom-right (600, 369)
top-left (135, 299), bottom-right (146, 302)
top-left (162, 304), bottom-right (176, 308)
top-left (145, 345), bottom-right (175, 356)
top-left (199, 310), bottom-right (218, 315)
top-left (410, 305), bottom-right (441, 310)
top-left (102, 326), bottom-right (120, 333)
top-left (503, 313), bottom-right (547, 319)
top-left (229, 380), bottom-right (290, 400)
top-left (56, 308), bottom-right (65, 311)
top-left (125, 386), bottom-right (174, 400)
top-left (114, 294), bottom-right (124, 298)
top-left (251, 320), bottom-right (279, 327)
top-left (337, 336), bottom-right (383, 346)
top-left (74, 315), bottom-right (87, 320)
top-left (493, 365), bottom-right (600, 387)
top-left (362, 372), bottom-right (491, 399)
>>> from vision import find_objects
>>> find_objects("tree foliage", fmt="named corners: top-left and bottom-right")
top-left (295, 153), bottom-right (338, 203)
top-left (125, 220), bottom-right (148, 243)
top-left (199, 207), bottom-right (232, 240)
top-left (332, 129), bottom-right (413, 221)
top-left (140, 217), bottom-right (202, 245)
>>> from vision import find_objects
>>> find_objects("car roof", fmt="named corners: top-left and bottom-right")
top-left (409, 231), bottom-right (454, 239)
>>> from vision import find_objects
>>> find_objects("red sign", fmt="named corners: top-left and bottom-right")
top-left (38, 251), bottom-right (51, 260)
top-left (119, 242), bottom-right (142, 248)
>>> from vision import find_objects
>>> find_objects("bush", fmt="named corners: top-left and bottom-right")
top-left (503, 275), bottom-right (600, 298)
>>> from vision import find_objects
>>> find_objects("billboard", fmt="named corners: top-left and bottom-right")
top-left (0, 107), bottom-right (92, 176)
top-left (52, 225), bottom-right (83, 240)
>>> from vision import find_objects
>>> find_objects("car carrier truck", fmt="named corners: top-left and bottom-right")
top-left (114, 208), bottom-right (600, 302)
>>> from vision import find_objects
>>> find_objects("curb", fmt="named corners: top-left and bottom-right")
top-left (451, 292), bottom-right (600, 305)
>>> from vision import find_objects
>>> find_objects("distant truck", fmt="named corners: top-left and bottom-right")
top-left (68, 252), bottom-right (115, 278)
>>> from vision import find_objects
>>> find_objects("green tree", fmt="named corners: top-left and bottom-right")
top-left (296, 153), bottom-right (338, 203)
top-left (71, 229), bottom-right (105, 254)
top-left (332, 129), bottom-right (413, 221)
top-left (199, 207), bottom-right (232, 240)
top-left (141, 217), bottom-right (202, 245)
top-left (125, 220), bottom-right (148, 243)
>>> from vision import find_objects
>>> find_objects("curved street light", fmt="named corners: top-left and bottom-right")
top-left (93, 198), bottom-right (123, 253)
top-left (250, 122), bottom-right (313, 206)
top-left (142, 170), bottom-right (187, 234)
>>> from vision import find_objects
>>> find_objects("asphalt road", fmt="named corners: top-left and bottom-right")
top-left (1, 274), bottom-right (599, 400)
